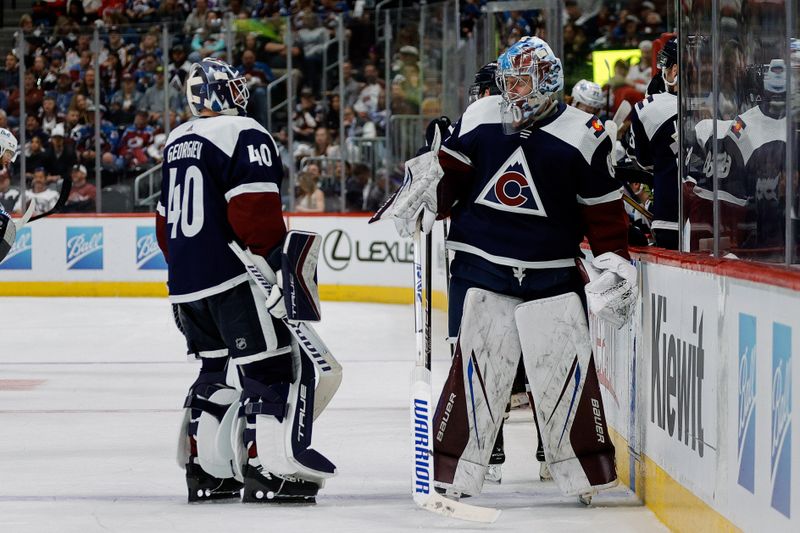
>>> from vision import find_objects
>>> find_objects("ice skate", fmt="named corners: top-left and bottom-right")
top-left (185, 463), bottom-right (243, 503)
top-left (242, 465), bottom-right (320, 504)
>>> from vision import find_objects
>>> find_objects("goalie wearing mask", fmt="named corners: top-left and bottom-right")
top-left (373, 36), bottom-right (635, 503)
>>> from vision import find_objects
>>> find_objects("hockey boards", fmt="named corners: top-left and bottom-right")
top-left (228, 240), bottom-right (342, 419)
top-left (410, 225), bottom-right (500, 524)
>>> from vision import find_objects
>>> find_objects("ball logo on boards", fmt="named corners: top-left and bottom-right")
top-left (135, 226), bottom-right (167, 270)
top-left (66, 226), bottom-right (103, 270)
top-left (476, 147), bottom-right (547, 216)
top-left (321, 229), bottom-right (413, 272)
top-left (737, 313), bottom-right (757, 493)
top-left (770, 323), bottom-right (791, 518)
top-left (650, 293), bottom-right (706, 457)
top-left (0, 227), bottom-right (32, 270)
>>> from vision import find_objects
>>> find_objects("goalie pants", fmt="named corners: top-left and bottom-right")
top-left (447, 251), bottom-right (586, 339)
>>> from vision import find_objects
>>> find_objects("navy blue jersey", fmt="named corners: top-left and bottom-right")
top-left (628, 92), bottom-right (678, 233)
top-left (157, 115), bottom-right (285, 302)
top-left (437, 96), bottom-right (627, 268)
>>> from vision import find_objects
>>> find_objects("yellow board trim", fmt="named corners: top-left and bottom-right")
top-left (608, 427), bottom-right (740, 533)
top-left (0, 282), bottom-right (448, 310)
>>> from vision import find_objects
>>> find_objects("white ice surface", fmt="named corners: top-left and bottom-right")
top-left (0, 298), bottom-right (668, 533)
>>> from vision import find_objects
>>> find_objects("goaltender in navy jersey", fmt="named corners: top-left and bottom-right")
top-left (438, 95), bottom-right (627, 267)
top-left (156, 115), bottom-right (286, 302)
top-left (628, 92), bottom-right (678, 238)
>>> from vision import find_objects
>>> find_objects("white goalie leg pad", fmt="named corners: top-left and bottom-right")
top-left (432, 288), bottom-right (522, 497)
top-left (515, 293), bottom-right (617, 497)
top-left (239, 343), bottom-right (337, 485)
top-left (281, 230), bottom-right (322, 322)
top-left (195, 388), bottom-right (241, 479)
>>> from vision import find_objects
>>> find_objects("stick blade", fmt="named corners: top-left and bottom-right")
top-left (415, 492), bottom-right (501, 523)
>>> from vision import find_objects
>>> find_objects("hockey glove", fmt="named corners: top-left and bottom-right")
top-left (368, 127), bottom-right (443, 238)
top-left (583, 252), bottom-right (638, 328)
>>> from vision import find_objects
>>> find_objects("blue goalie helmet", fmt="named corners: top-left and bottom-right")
top-left (185, 58), bottom-right (249, 117)
top-left (495, 36), bottom-right (563, 133)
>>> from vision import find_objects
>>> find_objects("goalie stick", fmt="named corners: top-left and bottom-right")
top-left (410, 222), bottom-right (500, 524)
top-left (227, 240), bottom-right (342, 419)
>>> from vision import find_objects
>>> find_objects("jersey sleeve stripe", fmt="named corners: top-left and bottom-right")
top-left (224, 182), bottom-right (280, 202)
top-left (440, 145), bottom-right (473, 166)
top-left (576, 188), bottom-right (623, 206)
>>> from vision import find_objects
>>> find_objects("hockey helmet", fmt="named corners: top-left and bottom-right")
top-left (496, 36), bottom-right (563, 133)
top-left (657, 37), bottom-right (678, 88)
top-left (0, 128), bottom-right (19, 165)
top-left (185, 58), bottom-right (249, 117)
top-left (468, 62), bottom-right (501, 104)
top-left (571, 79), bottom-right (604, 112)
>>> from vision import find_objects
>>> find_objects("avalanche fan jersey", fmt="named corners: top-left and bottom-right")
top-left (628, 92), bottom-right (678, 232)
top-left (720, 105), bottom-right (787, 247)
top-left (157, 115), bottom-right (283, 302)
top-left (438, 96), bottom-right (623, 268)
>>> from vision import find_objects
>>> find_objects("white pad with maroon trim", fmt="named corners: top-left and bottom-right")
top-left (515, 292), bottom-right (618, 497)
top-left (432, 288), bottom-right (521, 497)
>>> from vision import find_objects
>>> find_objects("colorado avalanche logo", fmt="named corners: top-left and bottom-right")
top-left (475, 147), bottom-right (547, 216)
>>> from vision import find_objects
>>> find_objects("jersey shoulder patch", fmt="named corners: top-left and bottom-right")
top-left (539, 105), bottom-right (607, 165)
top-left (475, 146), bottom-right (547, 216)
top-left (726, 106), bottom-right (786, 166)
top-left (459, 95), bottom-right (503, 137)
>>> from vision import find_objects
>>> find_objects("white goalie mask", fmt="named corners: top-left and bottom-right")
top-left (495, 36), bottom-right (564, 134)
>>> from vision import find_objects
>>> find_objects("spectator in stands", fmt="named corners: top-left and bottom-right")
top-left (295, 171), bottom-right (325, 213)
top-left (69, 50), bottom-right (93, 83)
top-left (296, 10), bottom-right (329, 96)
top-left (30, 55), bottom-right (48, 88)
top-left (0, 169), bottom-right (20, 213)
top-left (24, 136), bottom-right (49, 178)
top-left (335, 60), bottom-right (363, 109)
top-left (8, 73), bottom-right (44, 122)
top-left (168, 44), bottom-right (192, 89)
top-left (293, 87), bottom-right (320, 144)
top-left (107, 26), bottom-right (134, 70)
top-left (25, 115), bottom-right (48, 144)
top-left (321, 93), bottom-right (341, 133)
top-left (133, 53), bottom-right (159, 92)
top-left (0, 52), bottom-right (19, 92)
top-left (614, 14), bottom-right (641, 47)
top-left (79, 69), bottom-right (106, 108)
top-left (262, 14), bottom-right (302, 72)
top-left (101, 52), bottom-right (123, 98)
top-left (14, 167), bottom-right (59, 216)
top-left (353, 63), bottom-right (383, 116)
top-left (344, 163), bottom-right (370, 212)
top-left (184, 0), bottom-right (210, 36)
top-left (189, 20), bottom-right (226, 62)
top-left (626, 40), bottom-right (653, 94)
top-left (158, 0), bottom-right (188, 27)
top-left (62, 164), bottom-right (97, 213)
top-left (64, 109), bottom-right (82, 138)
top-left (42, 49), bottom-right (66, 92)
top-left (117, 110), bottom-right (155, 170)
top-left (44, 124), bottom-right (76, 184)
top-left (139, 66), bottom-right (184, 125)
top-left (126, 0), bottom-right (158, 23)
top-left (237, 49), bottom-right (272, 126)
top-left (54, 72), bottom-right (75, 115)
top-left (39, 96), bottom-right (61, 136)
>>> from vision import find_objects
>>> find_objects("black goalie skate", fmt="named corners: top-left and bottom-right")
top-left (185, 463), bottom-right (243, 503)
top-left (241, 465), bottom-right (320, 504)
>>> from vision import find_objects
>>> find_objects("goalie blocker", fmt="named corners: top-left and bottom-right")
top-left (432, 288), bottom-right (616, 499)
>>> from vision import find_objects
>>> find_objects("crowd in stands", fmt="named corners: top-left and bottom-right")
top-left (0, 0), bottom-right (672, 214)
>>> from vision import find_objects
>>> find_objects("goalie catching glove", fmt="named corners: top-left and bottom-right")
top-left (369, 126), bottom-right (444, 237)
top-left (583, 252), bottom-right (638, 328)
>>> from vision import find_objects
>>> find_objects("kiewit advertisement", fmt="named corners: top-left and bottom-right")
top-left (641, 263), bottom-right (719, 502)
top-left (724, 282), bottom-right (798, 532)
